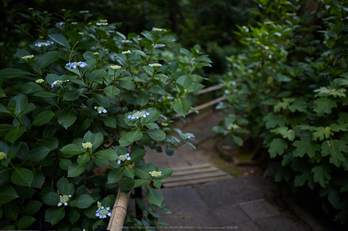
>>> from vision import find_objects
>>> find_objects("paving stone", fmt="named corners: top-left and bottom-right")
top-left (239, 200), bottom-right (280, 220)
top-left (178, 210), bottom-right (220, 227)
top-left (196, 177), bottom-right (272, 208)
top-left (232, 221), bottom-right (261, 231)
top-left (158, 215), bottom-right (184, 230)
top-left (255, 215), bottom-right (306, 231)
top-left (210, 205), bottom-right (251, 226)
top-left (159, 186), bottom-right (208, 214)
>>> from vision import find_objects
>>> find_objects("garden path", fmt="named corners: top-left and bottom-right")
top-left (140, 111), bottom-right (325, 231)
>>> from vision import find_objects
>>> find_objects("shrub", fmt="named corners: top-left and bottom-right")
top-left (0, 9), bottom-right (211, 230)
top-left (216, 0), bottom-right (348, 226)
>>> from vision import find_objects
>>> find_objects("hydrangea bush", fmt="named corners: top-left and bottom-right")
top-left (216, 0), bottom-right (348, 225)
top-left (0, 9), bottom-right (211, 230)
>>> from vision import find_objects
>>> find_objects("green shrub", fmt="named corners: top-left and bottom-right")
top-left (0, 9), bottom-right (211, 230)
top-left (216, 0), bottom-right (348, 225)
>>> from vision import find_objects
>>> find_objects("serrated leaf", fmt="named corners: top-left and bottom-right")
top-left (123, 166), bottom-right (135, 178)
top-left (174, 98), bottom-right (191, 117)
top-left (293, 137), bottom-right (320, 158)
top-left (104, 116), bottom-right (117, 128)
top-left (48, 34), bottom-right (70, 48)
top-left (119, 178), bottom-right (135, 192)
top-left (77, 153), bottom-right (90, 165)
top-left (68, 163), bottom-right (85, 177)
top-left (23, 201), bottom-right (43, 215)
top-left (42, 192), bottom-right (60, 206)
top-left (0, 68), bottom-right (31, 79)
top-left (5, 124), bottom-right (26, 143)
top-left (11, 167), bottom-right (34, 186)
top-left (70, 194), bottom-right (94, 209)
top-left (32, 110), bottom-right (55, 126)
top-left (271, 126), bottom-right (295, 141)
top-left (0, 185), bottom-right (19, 203)
top-left (37, 51), bottom-right (61, 70)
top-left (313, 98), bottom-right (337, 117)
top-left (312, 127), bottom-right (333, 141)
top-left (288, 99), bottom-right (307, 112)
top-left (294, 170), bottom-right (313, 189)
top-left (321, 139), bottom-right (348, 167)
top-left (146, 187), bottom-right (163, 206)
top-left (134, 166), bottom-right (151, 179)
top-left (45, 207), bottom-right (65, 226)
top-left (61, 144), bottom-right (85, 157)
top-left (126, 129), bottom-right (143, 142)
top-left (268, 138), bottom-right (288, 158)
top-left (94, 149), bottom-right (117, 160)
top-left (312, 165), bottom-right (331, 188)
top-left (147, 129), bottom-right (166, 141)
top-left (134, 179), bottom-right (151, 187)
top-left (26, 146), bottom-right (50, 162)
top-left (104, 85), bottom-right (121, 96)
top-left (107, 167), bottom-right (124, 184)
top-left (17, 215), bottom-right (36, 229)
top-left (69, 208), bottom-right (80, 224)
top-left (57, 109), bottom-right (77, 129)
top-left (157, 167), bottom-right (173, 180)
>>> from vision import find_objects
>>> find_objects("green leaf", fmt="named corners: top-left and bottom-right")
top-left (293, 137), bottom-right (320, 158)
top-left (61, 144), bottom-right (85, 157)
top-left (312, 165), bottom-right (331, 188)
top-left (158, 167), bottom-right (173, 180)
top-left (45, 207), bottom-right (65, 226)
top-left (70, 194), bottom-right (94, 209)
top-left (268, 138), bottom-right (288, 158)
top-left (104, 85), bottom-right (121, 96)
top-left (149, 86), bottom-right (167, 95)
top-left (321, 139), bottom-right (348, 167)
top-left (146, 187), bottom-right (163, 207)
top-left (48, 34), bottom-right (70, 48)
top-left (57, 177), bottom-right (75, 195)
top-left (313, 98), bottom-right (337, 117)
top-left (124, 166), bottom-right (135, 178)
top-left (25, 146), bottom-right (50, 162)
top-left (153, 179), bottom-right (162, 188)
top-left (126, 129), bottom-right (143, 142)
top-left (68, 163), bottom-right (86, 177)
top-left (294, 169), bottom-right (314, 189)
top-left (270, 126), bottom-right (295, 141)
top-left (17, 215), bottom-right (36, 229)
top-left (11, 167), bottom-right (34, 186)
top-left (107, 167), bottom-right (124, 184)
top-left (174, 98), bottom-right (191, 117)
top-left (312, 127), bottom-right (333, 141)
top-left (147, 129), bottom-right (166, 141)
top-left (77, 153), bottom-right (90, 165)
top-left (0, 185), bottom-right (19, 203)
top-left (288, 99), bottom-right (307, 112)
top-left (94, 149), bottom-right (118, 160)
top-left (104, 117), bottom-right (117, 128)
top-left (63, 89), bottom-right (84, 101)
top-left (23, 200), bottom-right (43, 215)
top-left (137, 91), bottom-right (149, 106)
top-left (134, 179), bottom-right (151, 187)
top-left (83, 131), bottom-right (104, 150)
top-left (119, 178), bottom-right (135, 192)
top-left (31, 169), bottom-right (45, 188)
top-left (134, 166), bottom-right (151, 179)
top-left (263, 113), bottom-right (287, 129)
top-left (37, 51), bottom-right (61, 70)
top-left (42, 192), bottom-right (60, 206)
top-left (232, 135), bottom-right (243, 146)
top-left (130, 147), bottom-right (146, 163)
top-left (0, 68), bottom-right (31, 79)
top-left (58, 109), bottom-right (77, 129)
top-left (69, 208), bottom-right (80, 225)
top-left (3, 202), bottom-right (19, 221)
top-left (32, 110), bottom-right (55, 126)
top-left (59, 159), bottom-right (72, 170)
top-left (141, 109), bottom-right (160, 124)
top-left (5, 124), bottom-right (26, 143)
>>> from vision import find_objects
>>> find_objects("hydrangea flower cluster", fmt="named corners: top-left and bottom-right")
top-left (122, 50), bottom-right (131, 54)
top-left (94, 106), bottom-right (107, 114)
top-left (127, 111), bottom-right (150, 120)
top-left (82, 142), bottom-right (93, 149)
top-left (35, 79), bottom-right (44, 83)
top-left (227, 123), bottom-right (239, 131)
top-left (149, 170), bottom-right (162, 178)
top-left (0, 152), bottom-right (6, 161)
top-left (66, 61), bottom-right (88, 69)
top-left (35, 41), bottom-right (54, 47)
top-left (95, 201), bottom-right (112, 219)
top-left (22, 55), bottom-right (34, 60)
top-left (117, 153), bottom-right (131, 165)
top-left (186, 133), bottom-right (195, 139)
top-left (51, 80), bottom-right (70, 88)
top-left (57, 194), bottom-right (72, 207)
top-left (149, 63), bottom-right (162, 67)
top-left (110, 65), bottom-right (121, 70)
top-left (56, 22), bottom-right (64, 26)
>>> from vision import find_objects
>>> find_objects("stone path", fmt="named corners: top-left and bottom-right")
top-left (141, 111), bottom-right (326, 231)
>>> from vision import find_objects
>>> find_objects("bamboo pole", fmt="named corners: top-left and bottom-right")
top-left (107, 189), bottom-right (131, 231)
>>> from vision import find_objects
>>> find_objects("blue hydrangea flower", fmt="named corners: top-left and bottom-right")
top-left (94, 106), bottom-right (107, 114)
top-left (117, 153), bottom-right (131, 165)
top-left (57, 194), bottom-right (72, 207)
top-left (56, 22), bottom-right (64, 25)
top-left (35, 41), bottom-right (54, 47)
top-left (51, 80), bottom-right (70, 88)
top-left (127, 111), bottom-right (150, 120)
top-left (66, 61), bottom-right (88, 69)
top-left (95, 202), bottom-right (112, 219)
